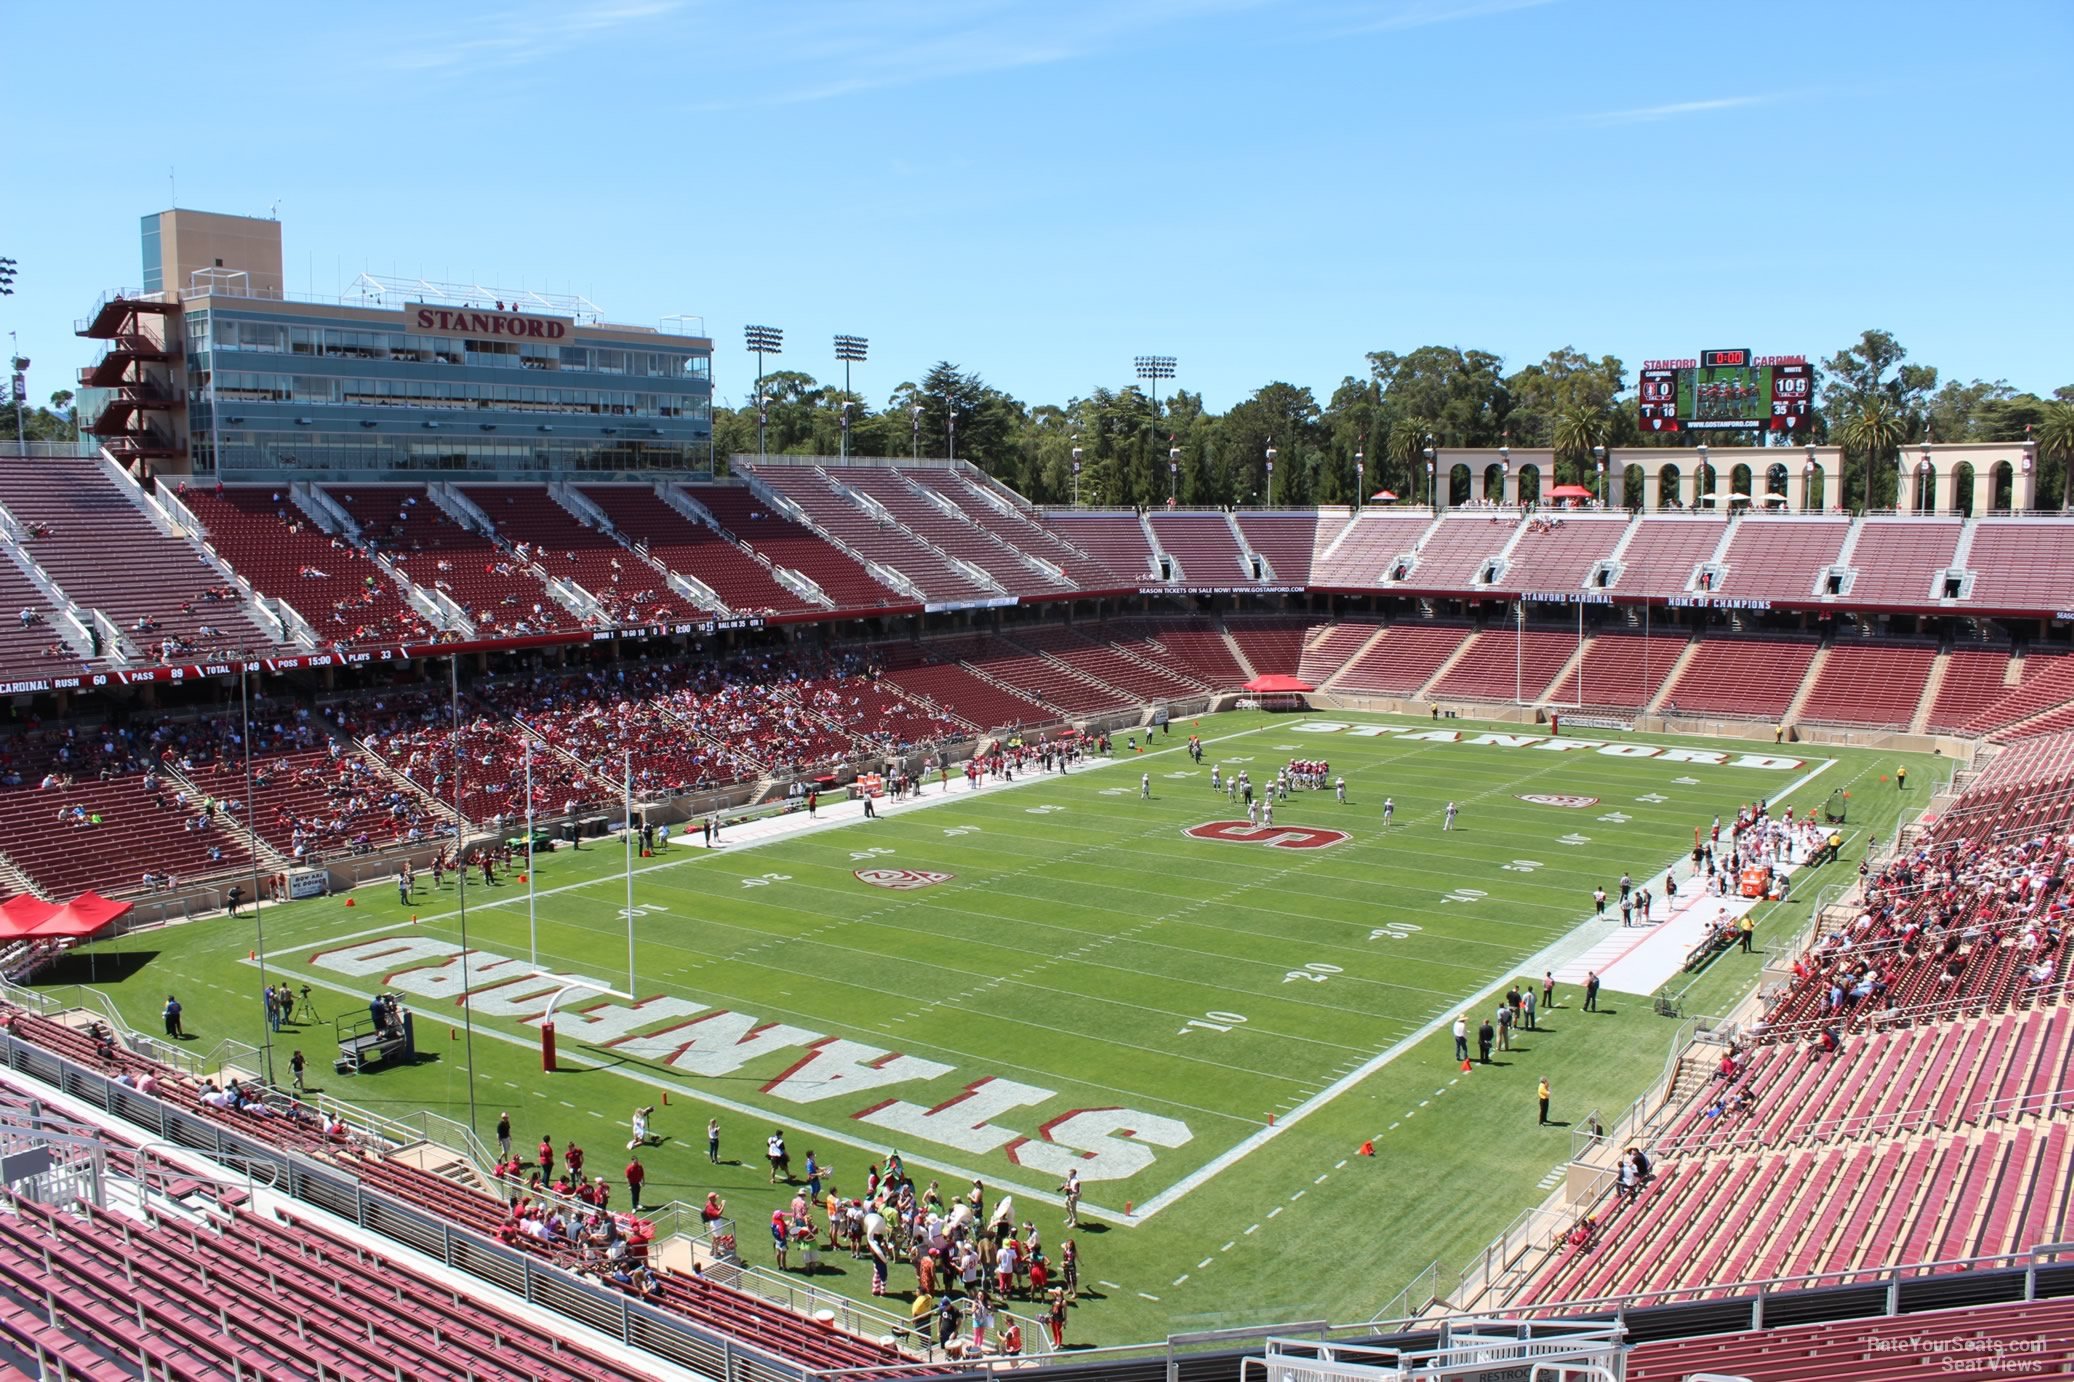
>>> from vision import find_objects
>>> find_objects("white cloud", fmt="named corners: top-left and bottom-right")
top-left (1577, 93), bottom-right (1782, 127)
top-left (383, 0), bottom-right (684, 74)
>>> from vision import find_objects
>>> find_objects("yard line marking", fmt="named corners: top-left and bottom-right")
top-left (1267, 1206), bottom-right (1283, 1219)
top-left (1335, 1159), bottom-right (1348, 1170)
top-left (1314, 1173), bottom-right (1328, 1184)
top-left (1138, 1292), bottom-right (1162, 1302)
top-left (1244, 1224), bottom-right (1260, 1235)
top-left (1173, 1274), bottom-right (1190, 1286)
top-left (1098, 1281), bottom-right (1122, 1290)
top-left (1389, 1121), bottom-right (1401, 1131)
top-left (1197, 1257), bottom-right (1214, 1269)
top-left (559, 1100), bottom-right (576, 1108)
top-left (1289, 1189), bottom-right (1305, 1202)
top-left (1221, 1241), bottom-right (1236, 1253)
top-left (1419, 1100), bottom-right (1429, 1107)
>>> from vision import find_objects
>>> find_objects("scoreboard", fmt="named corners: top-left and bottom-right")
top-left (1637, 348), bottom-right (1813, 434)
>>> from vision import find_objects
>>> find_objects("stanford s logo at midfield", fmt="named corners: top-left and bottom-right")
top-left (854, 868), bottom-right (954, 889)
top-left (1517, 794), bottom-right (1601, 809)
top-left (1183, 821), bottom-right (1350, 850)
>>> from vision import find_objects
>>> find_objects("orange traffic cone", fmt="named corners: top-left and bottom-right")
top-left (449, 1027), bottom-right (458, 1041)
top-left (518, 873), bottom-right (528, 884)
top-left (1461, 1058), bottom-right (1473, 1073)
top-left (247, 950), bottom-right (256, 961)
top-left (1267, 1112), bottom-right (1276, 1126)
top-left (1359, 1141), bottom-right (1375, 1157)
top-left (344, 897), bottom-right (356, 907)
top-left (661, 1091), bottom-right (669, 1105)
top-left (1124, 1201), bottom-right (1133, 1216)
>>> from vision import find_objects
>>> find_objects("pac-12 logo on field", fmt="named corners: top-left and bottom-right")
top-left (855, 868), bottom-right (954, 889)
top-left (1517, 794), bottom-right (1600, 809)
top-left (1183, 821), bottom-right (1350, 850)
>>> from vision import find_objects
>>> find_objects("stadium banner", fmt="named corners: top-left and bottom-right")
top-left (1520, 591), bottom-right (1613, 605)
top-left (1137, 585), bottom-right (1305, 596)
top-left (402, 302), bottom-right (574, 340)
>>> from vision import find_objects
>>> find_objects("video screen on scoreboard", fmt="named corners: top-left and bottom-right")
top-left (1637, 350), bottom-right (1812, 434)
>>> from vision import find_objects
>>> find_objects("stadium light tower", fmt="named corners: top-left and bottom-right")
top-left (910, 404), bottom-right (924, 461)
top-left (834, 334), bottom-right (867, 462)
top-left (1354, 445), bottom-right (1365, 510)
top-left (944, 393), bottom-right (957, 463)
top-left (1423, 434), bottom-right (1437, 512)
top-left (1264, 443), bottom-right (1277, 507)
top-left (1134, 355), bottom-right (1176, 418)
top-left (1168, 442), bottom-right (1181, 504)
top-left (743, 324), bottom-right (783, 460)
top-left (1593, 444), bottom-right (1607, 507)
top-left (1071, 440), bottom-right (1083, 506)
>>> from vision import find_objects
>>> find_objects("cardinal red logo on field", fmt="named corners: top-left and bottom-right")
top-left (1517, 794), bottom-right (1600, 809)
top-left (1184, 821), bottom-right (1350, 850)
top-left (855, 868), bottom-right (953, 889)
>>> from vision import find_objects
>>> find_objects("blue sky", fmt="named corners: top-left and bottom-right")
top-left (4, 0), bottom-right (2069, 413)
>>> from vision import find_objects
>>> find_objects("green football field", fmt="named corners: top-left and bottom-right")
top-left (43, 709), bottom-right (1948, 1343)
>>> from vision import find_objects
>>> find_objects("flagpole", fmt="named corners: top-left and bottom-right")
top-left (525, 734), bottom-right (537, 969)
top-left (625, 749), bottom-right (636, 999)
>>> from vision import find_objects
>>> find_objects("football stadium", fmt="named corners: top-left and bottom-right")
top-left (3, 82), bottom-right (2074, 1381)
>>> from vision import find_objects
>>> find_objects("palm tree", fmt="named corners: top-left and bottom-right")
top-left (2037, 403), bottom-right (2074, 511)
top-left (1838, 399), bottom-right (1905, 513)
top-left (1552, 404), bottom-right (1610, 490)
top-left (1388, 418), bottom-right (1430, 502)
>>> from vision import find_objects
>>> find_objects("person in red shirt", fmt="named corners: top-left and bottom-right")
top-left (625, 1156), bottom-right (646, 1212)
top-left (537, 1135), bottom-right (553, 1179)
top-left (564, 1139), bottom-right (584, 1179)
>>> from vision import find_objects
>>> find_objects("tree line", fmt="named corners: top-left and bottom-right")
top-left (714, 330), bottom-right (2074, 513)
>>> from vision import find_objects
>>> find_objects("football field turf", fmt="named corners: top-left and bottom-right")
top-left (50, 709), bottom-right (1946, 1340)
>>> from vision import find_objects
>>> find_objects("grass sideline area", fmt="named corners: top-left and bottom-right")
top-left (33, 709), bottom-right (1948, 1342)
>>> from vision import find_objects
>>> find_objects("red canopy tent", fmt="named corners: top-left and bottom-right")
top-left (1547, 484), bottom-right (1595, 500)
top-left (1370, 490), bottom-right (1399, 502)
top-left (1243, 674), bottom-right (1316, 693)
top-left (0, 890), bottom-right (131, 940)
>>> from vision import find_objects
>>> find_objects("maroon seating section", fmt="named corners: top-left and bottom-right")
top-left (1927, 647), bottom-right (2018, 733)
top-left (692, 485), bottom-right (908, 613)
top-left (745, 465), bottom-right (994, 604)
top-left (340, 692), bottom-right (602, 822)
top-left (877, 641), bottom-right (1054, 731)
top-left (836, 467), bottom-right (1069, 598)
top-left (899, 466), bottom-right (1128, 590)
top-left (1565, 632), bottom-right (1686, 712)
top-left (0, 459), bottom-right (273, 661)
top-left (963, 635), bottom-right (1135, 715)
top-left (1613, 517), bottom-right (1726, 597)
top-left (1796, 642), bottom-right (1939, 728)
top-left (185, 736), bottom-right (441, 864)
top-left (461, 485), bottom-right (691, 625)
top-left (1497, 516), bottom-right (1628, 594)
top-left (1331, 624), bottom-right (1474, 694)
top-left (1967, 520), bottom-right (2074, 611)
top-left (1146, 513), bottom-right (1250, 583)
top-left (1715, 516), bottom-right (1851, 599)
top-left (1234, 512), bottom-right (1324, 584)
top-left (1008, 626), bottom-right (1201, 701)
top-left (0, 559), bottom-right (87, 682)
top-left (1041, 513), bottom-right (1158, 584)
top-left (0, 722), bottom-right (253, 898)
top-left (328, 484), bottom-right (572, 639)
top-left (580, 484), bottom-right (804, 618)
top-left (1298, 622), bottom-right (1383, 686)
top-left (1396, 515), bottom-right (1510, 591)
top-left (184, 488), bottom-right (437, 648)
top-left (1849, 518), bottom-right (1963, 604)
top-left (1945, 649), bottom-right (2074, 740)
top-left (1224, 616), bottom-right (1311, 677)
top-left (1428, 628), bottom-right (1580, 703)
top-left (1115, 618), bottom-right (1249, 689)
top-left (0, 1190), bottom-right (650, 1382)
top-left (1624, 1300), bottom-right (2074, 1382)
top-left (1311, 512), bottom-right (1433, 587)
top-left (1659, 637), bottom-right (1817, 719)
